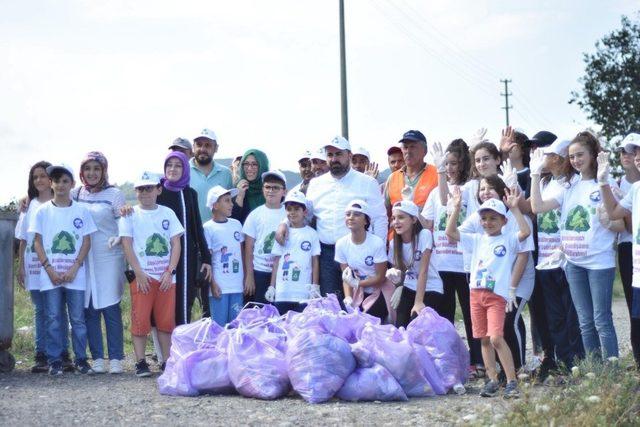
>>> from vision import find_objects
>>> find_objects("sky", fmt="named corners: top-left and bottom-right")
top-left (1, 0), bottom-right (638, 202)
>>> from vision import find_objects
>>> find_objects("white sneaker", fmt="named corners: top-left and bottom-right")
top-left (109, 359), bottom-right (123, 374)
top-left (92, 358), bottom-right (106, 374)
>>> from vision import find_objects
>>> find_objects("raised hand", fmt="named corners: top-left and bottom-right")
top-left (430, 141), bottom-right (446, 173)
top-left (500, 158), bottom-right (518, 188)
top-left (596, 151), bottom-right (610, 184)
top-left (529, 148), bottom-right (546, 176)
top-left (503, 186), bottom-right (522, 210)
top-left (365, 162), bottom-right (379, 179)
top-left (450, 185), bottom-right (463, 210)
top-left (469, 127), bottom-right (488, 147)
top-left (500, 126), bottom-right (516, 154)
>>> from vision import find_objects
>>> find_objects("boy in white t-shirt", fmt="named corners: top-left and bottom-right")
top-left (30, 163), bottom-right (97, 376)
top-left (119, 173), bottom-right (184, 377)
top-left (446, 190), bottom-right (530, 399)
top-left (242, 170), bottom-right (287, 304)
top-left (203, 185), bottom-right (245, 326)
top-left (265, 191), bottom-right (320, 313)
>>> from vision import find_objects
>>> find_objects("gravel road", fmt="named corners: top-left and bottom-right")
top-left (0, 299), bottom-right (633, 426)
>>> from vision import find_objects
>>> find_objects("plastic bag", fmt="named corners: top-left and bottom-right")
top-left (286, 330), bottom-right (356, 403)
top-left (171, 318), bottom-right (223, 356)
top-left (227, 324), bottom-right (290, 400)
top-left (186, 347), bottom-right (234, 394)
top-left (158, 354), bottom-right (197, 396)
top-left (228, 303), bottom-right (281, 329)
top-left (407, 307), bottom-right (470, 391)
top-left (358, 324), bottom-right (434, 397)
top-left (337, 364), bottom-right (408, 402)
top-left (285, 304), bottom-right (379, 344)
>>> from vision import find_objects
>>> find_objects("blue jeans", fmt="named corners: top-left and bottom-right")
top-left (564, 263), bottom-right (618, 358)
top-left (31, 290), bottom-right (70, 355)
top-left (43, 288), bottom-right (88, 363)
top-left (319, 243), bottom-right (343, 300)
top-left (85, 298), bottom-right (124, 360)
top-left (209, 293), bottom-right (243, 326)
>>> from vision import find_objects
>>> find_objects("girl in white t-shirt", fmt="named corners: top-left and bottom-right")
top-left (336, 199), bottom-right (392, 323)
top-left (530, 132), bottom-right (624, 359)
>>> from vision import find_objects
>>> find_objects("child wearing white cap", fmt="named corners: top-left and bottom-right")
top-left (203, 185), bottom-right (244, 326)
top-left (264, 191), bottom-right (320, 313)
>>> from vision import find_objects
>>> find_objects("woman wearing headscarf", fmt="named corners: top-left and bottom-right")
top-left (232, 149), bottom-right (270, 224)
top-left (72, 151), bottom-right (126, 374)
top-left (157, 151), bottom-right (212, 326)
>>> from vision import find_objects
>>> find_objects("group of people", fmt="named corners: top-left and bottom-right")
top-left (14, 125), bottom-right (640, 400)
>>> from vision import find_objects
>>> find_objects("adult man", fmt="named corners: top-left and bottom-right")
top-left (387, 145), bottom-right (404, 173)
top-left (311, 148), bottom-right (330, 177)
top-left (384, 130), bottom-right (438, 213)
top-left (278, 136), bottom-right (387, 299)
top-left (169, 137), bottom-right (193, 158)
top-left (291, 150), bottom-right (314, 194)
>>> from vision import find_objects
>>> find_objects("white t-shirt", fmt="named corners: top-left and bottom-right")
top-left (203, 218), bottom-right (244, 295)
top-left (29, 201), bottom-right (97, 292)
top-left (618, 181), bottom-right (640, 288)
top-left (118, 205), bottom-right (185, 281)
top-left (552, 177), bottom-right (618, 269)
top-left (536, 177), bottom-right (569, 267)
top-left (618, 176), bottom-right (633, 244)
top-left (459, 209), bottom-right (535, 300)
top-left (242, 205), bottom-right (286, 272)
top-left (460, 232), bottom-right (520, 301)
top-left (272, 225), bottom-right (320, 302)
top-left (16, 199), bottom-right (43, 291)
top-left (388, 229), bottom-right (443, 293)
top-left (422, 186), bottom-right (466, 273)
top-left (335, 233), bottom-right (387, 294)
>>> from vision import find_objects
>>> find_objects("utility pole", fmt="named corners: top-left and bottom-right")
top-left (500, 79), bottom-right (512, 127)
top-left (339, 0), bottom-right (349, 140)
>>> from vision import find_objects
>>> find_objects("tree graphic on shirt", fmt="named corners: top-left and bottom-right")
top-left (263, 231), bottom-right (276, 254)
top-left (564, 205), bottom-right (591, 232)
top-left (437, 207), bottom-right (465, 231)
top-left (51, 231), bottom-right (76, 255)
top-left (538, 210), bottom-right (560, 234)
top-left (145, 233), bottom-right (169, 257)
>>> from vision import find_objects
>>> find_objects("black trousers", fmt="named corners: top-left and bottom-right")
top-left (528, 271), bottom-right (555, 360)
top-left (439, 271), bottom-right (483, 366)
top-left (319, 243), bottom-right (344, 301)
top-left (618, 242), bottom-right (640, 366)
top-left (395, 287), bottom-right (443, 328)
top-left (504, 297), bottom-right (527, 371)
top-left (361, 292), bottom-right (389, 323)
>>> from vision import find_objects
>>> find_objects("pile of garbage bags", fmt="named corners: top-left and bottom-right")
top-left (158, 295), bottom-right (469, 403)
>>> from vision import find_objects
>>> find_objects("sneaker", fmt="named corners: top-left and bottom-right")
top-left (109, 359), bottom-right (123, 374)
top-left (503, 380), bottom-right (520, 399)
top-left (61, 351), bottom-right (75, 372)
top-left (31, 352), bottom-right (49, 373)
top-left (75, 359), bottom-right (95, 375)
top-left (92, 358), bottom-right (106, 374)
top-left (453, 383), bottom-right (466, 395)
top-left (49, 360), bottom-right (63, 376)
top-left (135, 359), bottom-right (152, 378)
top-left (480, 380), bottom-right (500, 397)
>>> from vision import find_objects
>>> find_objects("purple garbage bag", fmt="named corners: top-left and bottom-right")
top-left (186, 347), bottom-right (234, 394)
top-left (227, 325), bottom-right (290, 400)
top-left (337, 363), bottom-right (408, 402)
top-left (358, 324), bottom-right (435, 397)
top-left (171, 318), bottom-right (223, 355)
top-left (286, 330), bottom-right (356, 403)
top-left (407, 307), bottom-right (470, 391)
top-left (158, 354), bottom-right (197, 396)
top-left (228, 303), bottom-right (281, 329)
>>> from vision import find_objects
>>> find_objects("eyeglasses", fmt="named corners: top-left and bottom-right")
top-left (263, 185), bottom-right (284, 192)
top-left (242, 162), bottom-right (259, 168)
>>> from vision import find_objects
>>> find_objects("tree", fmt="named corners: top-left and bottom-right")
top-left (570, 14), bottom-right (640, 140)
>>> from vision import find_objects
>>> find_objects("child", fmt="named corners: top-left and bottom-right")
top-left (387, 200), bottom-right (443, 328)
top-left (336, 199), bottom-right (392, 322)
top-left (119, 172), bottom-right (184, 377)
top-left (203, 185), bottom-right (244, 326)
top-left (242, 170), bottom-right (287, 304)
top-left (446, 189), bottom-right (530, 399)
top-left (265, 191), bottom-right (320, 313)
top-left (30, 163), bottom-right (97, 376)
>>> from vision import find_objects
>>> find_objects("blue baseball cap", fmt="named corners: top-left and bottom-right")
top-left (399, 130), bottom-right (427, 145)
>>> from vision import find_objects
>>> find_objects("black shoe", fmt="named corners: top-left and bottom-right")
top-left (480, 380), bottom-right (500, 397)
top-left (135, 359), bottom-right (152, 378)
top-left (160, 362), bottom-right (166, 372)
top-left (31, 352), bottom-right (48, 373)
top-left (75, 359), bottom-right (95, 375)
top-left (61, 351), bottom-right (75, 372)
top-left (49, 360), bottom-right (63, 376)
top-left (534, 358), bottom-right (558, 384)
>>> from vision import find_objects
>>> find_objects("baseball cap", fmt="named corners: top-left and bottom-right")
top-left (261, 169), bottom-right (287, 186)
top-left (399, 130), bottom-right (427, 145)
top-left (391, 200), bottom-right (419, 218)
top-left (352, 146), bottom-right (370, 160)
top-left (477, 199), bottom-right (507, 217)
top-left (297, 150), bottom-right (312, 162)
top-left (194, 128), bottom-right (218, 142)
top-left (623, 133), bottom-right (640, 154)
top-left (387, 145), bottom-right (402, 156)
top-left (46, 163), bottom-right (75, 180)
top-left (169, 137), bottom-right (192, 151)
top-left (284, 190), bottom-right (307, 207)
top-left (325, 136), bottom-right (351, 151)
top-left (134, 171), bottom-right (161, 188)
top-left (206, 185), bottom-right (239, 209)
top-left (311, 148), bottom-right (326, 161)
top-left (527, 131), bottom-right (557, 147)
top-left (543, 139), bottom-right (572, 158)
top-left (344, 199), bottom-right (369, 216)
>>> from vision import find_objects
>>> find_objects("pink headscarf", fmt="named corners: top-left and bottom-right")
top-left (79, 151), bottom-right (110, 192)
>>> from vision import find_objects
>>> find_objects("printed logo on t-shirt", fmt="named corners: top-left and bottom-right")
top-left (437, 206), bottom-right (466, 231)
top-left (413, 250), bottom-right (422, 261)
top-left (234, 231), bottom-right (241, 241)
top-left (162, 219), bottom-right (170, 230)
top-left (364, 255), bottom-right (374, 266)
top-left (493, 245), bottom-right (506, 257)
top-left (537, 210), bottom-right (560, 234)
top-left (589, 190), bottom-right (601, 202)
top-left (565, 205), bottom-right (590, 232)
top-left (145, 233), bottom-right (169, 257)
top-left (72, 218), bottom-right (83, 229)
top-left (300, 241), bottom-right (311, 251)
top-left (51, 231), bottom-right (76, 255)
top-left (261, 231), bottom-right (276, 254)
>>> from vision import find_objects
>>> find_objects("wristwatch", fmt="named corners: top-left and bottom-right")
top-left (168, 268), bottom-right (176, 275)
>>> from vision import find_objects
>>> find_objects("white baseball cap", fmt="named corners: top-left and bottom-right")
top-left (325, 136), bottom-right (351, 152)
top-left (134, 171), bottom-right (161, 188)
top-left (477, 199), bottom-right (507, 217)
top-left (284, 190), bottom-right (307, 207)
top-left (261, 169), bottom-right (287, 186)
top-left (311, 148), bottom-right (326, 161)
top-left (297, 150), bottom-right (312, 162)
top-left (391, 200), bottom-right (419, 218)
top-left (345, 199), bottom-right (369, 216)
top-left (352, 146), bottom-right (370, 160)
top-left (609, 135), bottom-right (625, 153)
top-left (206, 185), bottom-right (239, 209)
top-left (194, 128), bottom-right (218, 143)
top-left (543, 139), bottom-right (572, 158)
top-left (46, 163), bottom-right (75, 180)
top-left (623, 133), bottom-right (640, 154)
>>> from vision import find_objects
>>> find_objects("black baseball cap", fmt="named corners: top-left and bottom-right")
top-left (527, 131), bottom-right (557, 147)
top-left (399, 130), bottom-right (427, 145)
